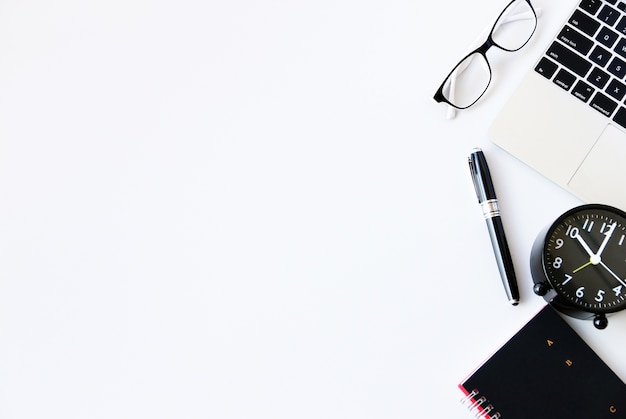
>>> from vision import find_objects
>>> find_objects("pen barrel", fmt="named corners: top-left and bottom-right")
top-left (485, 215), bottom-right (520, 304)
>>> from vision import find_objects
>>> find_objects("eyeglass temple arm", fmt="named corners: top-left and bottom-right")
top-left (446, 6), bottom-right (542, 120)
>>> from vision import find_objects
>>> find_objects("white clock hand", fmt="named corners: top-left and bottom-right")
top-left (595, 222), bottom-right (617, 260)
top-left (574, 232), bottom-right (600, 265)
top-left (599, 261), bottom-right (626, 289)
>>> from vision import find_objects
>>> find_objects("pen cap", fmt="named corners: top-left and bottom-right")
top-left (469, 149), bottom-right (497, 202)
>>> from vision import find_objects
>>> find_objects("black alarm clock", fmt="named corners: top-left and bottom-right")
top-left (531, 204), bottom-right (626, 329)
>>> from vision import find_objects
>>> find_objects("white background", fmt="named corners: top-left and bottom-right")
top-left (1, 0), bottom-right (625, 417)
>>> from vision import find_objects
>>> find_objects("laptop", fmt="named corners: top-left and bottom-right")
top-left (490, 0), bottom-right (626, 211)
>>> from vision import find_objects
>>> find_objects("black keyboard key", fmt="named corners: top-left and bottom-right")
top-left (614, 38), bottom-right (626, 58)
top-left (606, 78), bottom-right (626, 100)
top-left (554, 69), bottom-right (577, 90)
top-left (617, 16), bottom-right (626, 35)
top-left (590, 45), bottom-right (612, 66)
top-left (608, 56), bottom-right (626, 78)
top-left (535, 57), bottom-right (559, 79)
top-left (572, 80), bottom-right (596, 102)
top-left (559, 25), bottom-right (594, 54)
top-left (597, 26), bottom-right (620, 47)
top-left (570, 9), bottom-right (602, 36)
top-left (599, 5), bottom-right (620, 26)
top-left (580, 0), bottom-right (603, 15)
top-left (588, 67), bottom-right (612, 88)
top-left (619, 2), bottom-right (626, 12)
top-left (591, 92), bottom-right (618, 116)
top-left (613, 107), bottom-right (626, 128)
top-left (607, 0), bottom-right (618, 5)
top-left (547, 41), bottom-right (592, 77)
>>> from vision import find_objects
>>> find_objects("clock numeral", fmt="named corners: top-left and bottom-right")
top-left (620, 235), bottom-right (625, 246)
top-left (566, 225), bottom-right (580, 239)
top-left (583, 219), bottom-right (594, 232)
top-left (563, 274), bottom-right (573, 285)
top-left (576, 286), bottom-right (585, 298)
top-left (614, 285), bottom-right (623, 296)
top-left (555, 238), bottom-right (564, 249)
top-left (553, 257), bottom-right (563, 269)
top-left (595, 289), bottom-right (606, 302)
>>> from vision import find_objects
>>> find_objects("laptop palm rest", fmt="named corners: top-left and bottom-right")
top-left (488, 72), bottom-right (626, 206)
top-left (568, 124), bottom-right (626, 210)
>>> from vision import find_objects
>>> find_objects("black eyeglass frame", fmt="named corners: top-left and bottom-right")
top-left (433, 0), bottom-right (537, 110)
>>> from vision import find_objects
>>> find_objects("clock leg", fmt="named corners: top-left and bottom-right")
top-left (593, 314), bottom-right (608, 330)
top-left (533, 281), bottom-right (551, 296)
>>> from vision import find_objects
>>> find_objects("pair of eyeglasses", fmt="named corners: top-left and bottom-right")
top-left (433, 0), bottom-right (538, 113)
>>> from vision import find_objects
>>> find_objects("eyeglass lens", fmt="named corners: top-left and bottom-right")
top-left (492, 0), bottom-right (536, 51)
top-left (443, 54), bottom-right (491, 109)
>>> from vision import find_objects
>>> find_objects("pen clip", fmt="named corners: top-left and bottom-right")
top-left (468, 154), bottom-right (482, 203)
top-left (469, 149), bottom-right (497, 203)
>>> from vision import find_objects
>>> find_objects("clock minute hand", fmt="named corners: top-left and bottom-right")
top-left (595, 222), bottom-right (617, 259)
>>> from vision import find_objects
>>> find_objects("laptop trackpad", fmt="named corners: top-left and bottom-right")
top-left (568, 124), bottom-right (626, 211)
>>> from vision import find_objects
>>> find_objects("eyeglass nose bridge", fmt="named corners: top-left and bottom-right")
top-left (474, 37), bottom-right (498, 57)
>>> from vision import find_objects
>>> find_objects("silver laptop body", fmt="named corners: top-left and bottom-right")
top-left (490, 0), bottom-right (626, 211)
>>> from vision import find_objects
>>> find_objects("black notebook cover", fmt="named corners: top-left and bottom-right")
top-left (459, 305), bottom-right (626, 418)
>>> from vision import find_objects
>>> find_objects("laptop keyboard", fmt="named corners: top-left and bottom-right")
top-left (535, 0), bottom-right (626, 129)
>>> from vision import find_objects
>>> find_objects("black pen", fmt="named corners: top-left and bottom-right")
top-left (468, 148), bottom-right (520, 306)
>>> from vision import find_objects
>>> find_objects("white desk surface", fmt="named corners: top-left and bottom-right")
top-left (2, 0), bottom-right (624, 417)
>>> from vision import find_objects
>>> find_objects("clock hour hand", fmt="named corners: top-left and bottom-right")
top-left (573, 232), bottom-right (600, 264)
top-left (595, 222), bottom-right (617, 259)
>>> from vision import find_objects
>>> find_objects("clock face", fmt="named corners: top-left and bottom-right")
top-left (543, 205), bottom-right (626, 313)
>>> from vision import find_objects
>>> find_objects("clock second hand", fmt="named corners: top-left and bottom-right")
top-left (573, 260), bottom-right (594, 273)
top-left (599, 261), bottom-right (626, 289)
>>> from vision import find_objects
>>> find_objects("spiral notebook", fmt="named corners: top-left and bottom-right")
top-left (459, 305), bottom-right (626, 418)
